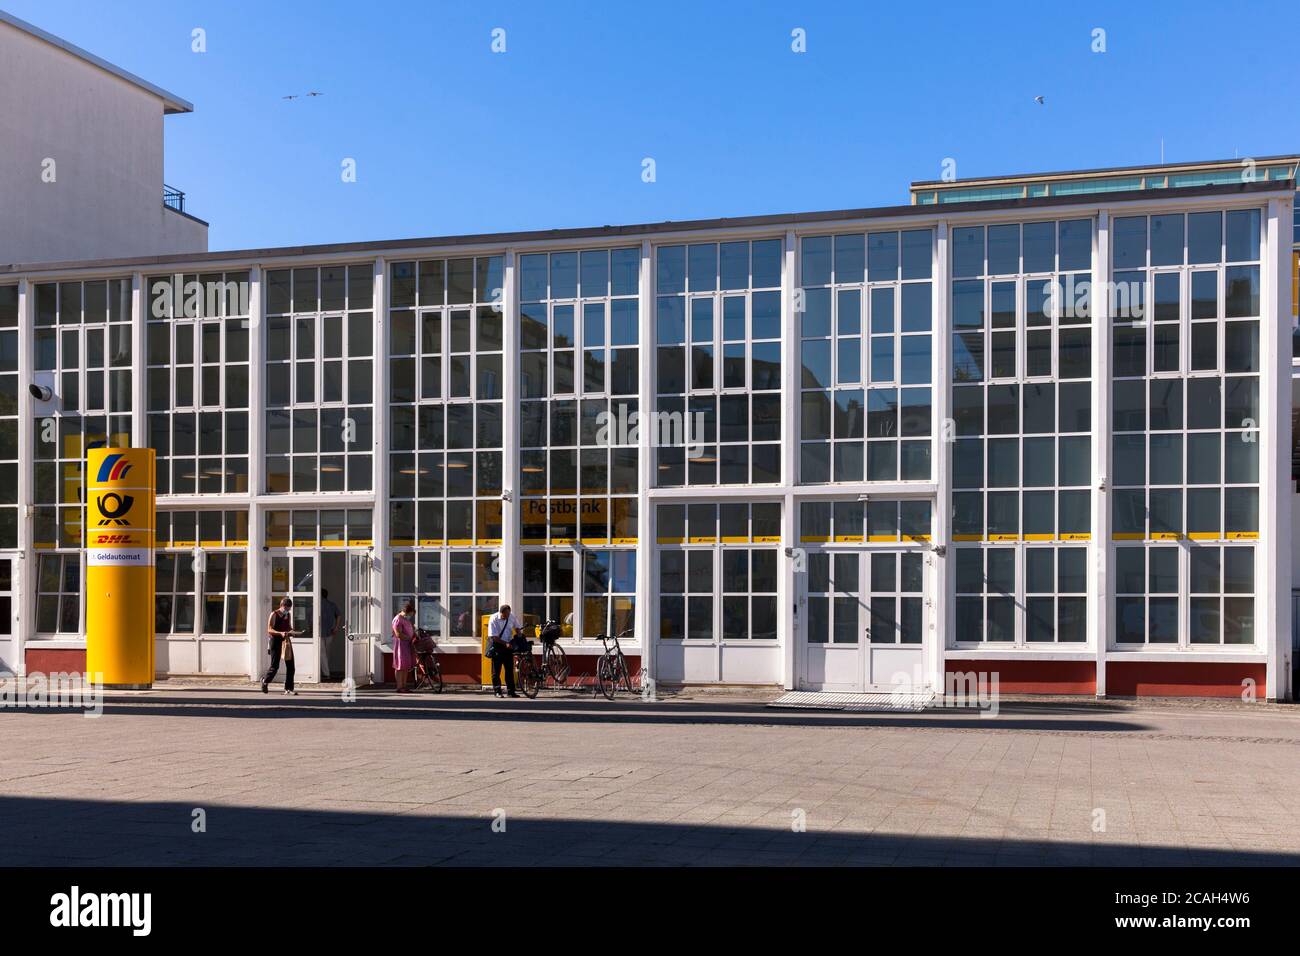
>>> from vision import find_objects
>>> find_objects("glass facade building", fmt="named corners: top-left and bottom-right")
top-left (0, 168), bottom-right (1292, 700)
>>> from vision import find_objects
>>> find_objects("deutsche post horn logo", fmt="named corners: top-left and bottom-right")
top-left (96, 453), bottom-right (132, 483)
top-left (96, 492), bottom-right (134, 526)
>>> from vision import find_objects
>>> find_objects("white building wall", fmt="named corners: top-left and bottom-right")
top-left (0, 21), bottom-right (206, 265)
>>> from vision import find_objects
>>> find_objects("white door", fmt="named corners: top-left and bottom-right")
top-left (799, 549), bottom-right (929, 692)
top-left (0, 557), bottom-right (16, 675)
top-left (345, 550), bottom-right (374, 688)
top-left (861, 549), bottom-right (928, 692)
top-left (268, 551), bottom-right (318, 683)
top-left (801, 551), bottom-right (866, 691)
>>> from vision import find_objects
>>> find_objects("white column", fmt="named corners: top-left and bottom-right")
top-left (499, 250), bottom-right (520, 615)
top-left (930, 222), bottom-right (951, 694)
top-left (130, 274), bottom-right (146, 448)
top-left (1264, 198), bottom-right (1292, 701)
top-left (16, 278), bottom-right (31, 675)
top-left (780, 228), bottom-right (798, 689)
top-left (370, 257), bottom-right (389, 680)
top-left (635, 239), bottom-right (655, 682)
top-left (246, 266), bottom-right (265, 678)
top-left (1092, 212), bottom-right (1112, 698)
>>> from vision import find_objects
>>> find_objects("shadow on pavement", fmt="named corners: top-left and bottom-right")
top-left (6, 691), bottom-right (1158, 733)
top-left (0, 794), bottom-right (1291, 867)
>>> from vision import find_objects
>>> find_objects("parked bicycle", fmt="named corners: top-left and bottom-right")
top-left (536, 620), bottom-right (571, 684)
top-left (412, 627), bottom-right (444, 693)
top-left (595, 627), bottom-right (635, 700)
top-left (510, 620), bottom-right (571, 699)
top-left (511, 635), bottom-right (543, 699)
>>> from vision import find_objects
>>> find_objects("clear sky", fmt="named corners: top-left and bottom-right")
top-left (9, 0), bottom-right (1298, 251)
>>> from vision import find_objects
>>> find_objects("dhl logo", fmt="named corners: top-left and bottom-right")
top-left (91, 534), bottom-right (141, 545)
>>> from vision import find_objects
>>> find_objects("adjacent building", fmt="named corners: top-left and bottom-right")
top-left (0, 11), bottom-right (207, 265)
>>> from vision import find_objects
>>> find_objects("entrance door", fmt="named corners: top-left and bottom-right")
top-left (0, 557), bottom-right (15, 675)
top-left (799, 549), bottom-right (929, 692)
top-left (268, 551), bottom-right (317, 684)
top-left (344, 550), bottom-right (374, 688)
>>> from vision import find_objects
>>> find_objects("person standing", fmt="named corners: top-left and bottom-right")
top-left (262, 597), bottom-right (302, 695)
top-left (392, 601), bottom-right (416, 693)
top-left (488, 604), bottom-right (522, 698)
top-left (319, 588), bottom-right (342, 680)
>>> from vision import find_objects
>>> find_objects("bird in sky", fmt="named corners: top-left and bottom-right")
top-left (282, 92), bottom-right (324, 101)
top-left (1034, 95), bottom-right (1045, 105)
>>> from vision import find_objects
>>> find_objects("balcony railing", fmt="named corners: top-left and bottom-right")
top-left (163, 184), bottom-right (186, 213)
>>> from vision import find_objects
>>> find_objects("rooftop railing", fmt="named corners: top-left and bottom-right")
top-left (163, 184), bottom-right (186, 213)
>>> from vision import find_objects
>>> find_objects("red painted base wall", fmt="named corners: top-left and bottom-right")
top-left (945, 659), bottom-right (1096, 695)
top-left (1106, 661), bottom-right (1265, 699)
top-left (24, 648), bottom-right (86, 675)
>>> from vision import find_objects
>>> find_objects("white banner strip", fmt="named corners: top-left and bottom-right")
top-left (87, 549), bottom-right (154, 567)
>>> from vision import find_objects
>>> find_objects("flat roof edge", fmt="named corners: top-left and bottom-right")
top-left (0, 11), bottom-right (193, 114)
top-left (1, 179), bottom-right (1289, 276)
top-left (911, 153), bottom-right (1300, 189)
top-left (163, 205), bottom-right (210, 228)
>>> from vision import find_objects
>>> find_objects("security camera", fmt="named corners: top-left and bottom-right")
top-left (28, 384), bottom-right (52, 401)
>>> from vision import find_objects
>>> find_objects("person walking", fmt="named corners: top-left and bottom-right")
top-left (488, 604), bottom-right (522, 698)
top-left (319, 588), bottom-right (342, 680)
top-left (262, 597), bottom-right (303, 695)
top-left (392, 601), bottom-right (416, 693)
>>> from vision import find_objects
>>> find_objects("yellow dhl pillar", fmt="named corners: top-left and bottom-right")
top-left (84, 448), bottom-right (156, 689)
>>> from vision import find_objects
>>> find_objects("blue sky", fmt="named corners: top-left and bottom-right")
top-left (10, 0), bottom-right (1298, 250)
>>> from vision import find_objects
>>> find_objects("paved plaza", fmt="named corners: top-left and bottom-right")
top-left (2, 685), bottom-right (1299, 866)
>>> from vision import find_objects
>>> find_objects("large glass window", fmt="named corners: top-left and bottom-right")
top-left (657, 502), bottom-right (779, 642)
top-left (798, 498), bottom-right (932, 543)
top-left (656, 240), bottom-right (783, 486)
top-left (264, 264), bottom-right (374, 493)
top-left (0, 286), bottom-right (18, 548)
top-left (948, 219), bottom-right (1093, 647)
top-left (519, 248), bottom-right (639, 545)
top-left (1115, 543), bottom-right (1254, 647)
top-left (148, 272), bottom-right (250, 494)
top-left (34, 278), bottom-right (133, 552)
top-left (389, 256), bottom-right (502, 547)
top-left (800, 229), bottom-right (933, 482)
top-left (953, 544), bottom-right (1087, 644)
top-left (35, 553), bottom-right (80, 635)
top-left (1111, 209), bottom-right (1261, 547)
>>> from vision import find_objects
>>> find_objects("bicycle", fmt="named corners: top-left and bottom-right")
top-left (595, 627), bottom-right (635, 700)
top-left (511, 636), bottom-right (543, 699)
top-left (412, 628), bottom-right (444, 693)
top-left (536, 620), bottom-right (571, 685)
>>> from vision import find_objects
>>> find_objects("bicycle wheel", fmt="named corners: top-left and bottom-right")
top-left (519, 659), bottom-right (540, 699)
top-left (431, 659), bottom-right (444, 694)
top-left (596, 655), bottom-right (617, 700)
top-left (546, 644), bottom-right (571, 684)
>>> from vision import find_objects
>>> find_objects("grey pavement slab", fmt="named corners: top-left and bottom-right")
top-left (0, 687), bottom-right (1298, 865)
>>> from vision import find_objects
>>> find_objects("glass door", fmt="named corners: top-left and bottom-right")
top-left (863, 549), bottom-right (929, 691)
top-left (0, 557), bottom-right (15, 675)
top-left (345, 550), bottom-right (374, 688)
top-left (799, 548), bottom-right (931, 692)
top-left (268, 551), bottom-right (317, 683)
top-left (801, 551), bottom-right (866, 692)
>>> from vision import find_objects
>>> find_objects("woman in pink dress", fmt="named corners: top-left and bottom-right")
top-left (392, 601), bottom-right (416, 693)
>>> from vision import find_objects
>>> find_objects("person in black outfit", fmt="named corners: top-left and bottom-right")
top-left (488, 604), bottom-right (523, 698)
top-left (262, 597), bottom-right (302, 695)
